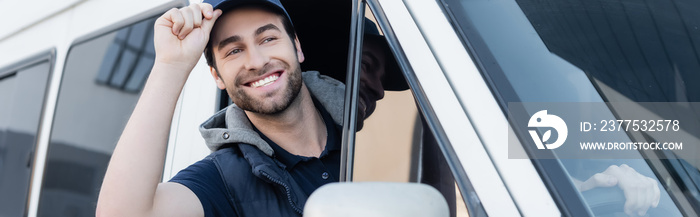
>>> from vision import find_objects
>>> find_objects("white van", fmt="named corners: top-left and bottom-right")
top-left (1, 0), bottom-right (698, 216)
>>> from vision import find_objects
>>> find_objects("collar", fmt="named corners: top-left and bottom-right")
top-left (251, 96), bottom-right (341, 169)
top-left (198, 71), bottom-right (346, 155)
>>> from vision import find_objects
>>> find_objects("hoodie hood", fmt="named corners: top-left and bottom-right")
top-left (199, 71), bottom-right (345, 156)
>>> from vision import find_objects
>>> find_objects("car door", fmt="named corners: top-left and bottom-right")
top-left (332, 0), bottom-right (552, 216)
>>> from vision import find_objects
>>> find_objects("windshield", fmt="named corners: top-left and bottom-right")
top-left (441, 0), bottom-right (699, 216)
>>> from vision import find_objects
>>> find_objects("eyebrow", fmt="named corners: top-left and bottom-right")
top-left (255, 24), bottom-right (280, 36)
top-left (217, 35), bottom-right (242, 51)
top-left (216, 24), bottom-right (281, 51)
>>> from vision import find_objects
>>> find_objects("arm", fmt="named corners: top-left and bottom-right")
top-left (96, 4), bottom-right (221, 217)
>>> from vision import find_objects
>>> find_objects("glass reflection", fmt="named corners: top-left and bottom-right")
top-left (442, 0), bottom-right (699, 215)
top-left (38, 16), bottom-right (157, 217)
top-left (0, 61), bottom-right (51, 217)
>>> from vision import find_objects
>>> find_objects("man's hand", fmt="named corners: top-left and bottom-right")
top-left (154, 3), bottom-right (221, 70)
top-left (578, 164), bottom-right (661, 216)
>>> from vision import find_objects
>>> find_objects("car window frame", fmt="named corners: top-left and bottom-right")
top-left (337, 0), bottom-right (490, 216)
top-left (0, 49), bottom-right (56, 81)
top-left (338, 0), bottom-right (365, 182)
top-left (0, 48), bottom-right (56, 217)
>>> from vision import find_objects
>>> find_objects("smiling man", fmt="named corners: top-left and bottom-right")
top-left (96, 0), bottom-right (345, 216)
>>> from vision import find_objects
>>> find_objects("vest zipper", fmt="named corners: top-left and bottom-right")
top-left (260, 171), bottom-right (304, 214)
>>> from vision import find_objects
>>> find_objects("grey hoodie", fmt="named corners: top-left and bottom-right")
top-left (198, 71), bottom-right (345, 156)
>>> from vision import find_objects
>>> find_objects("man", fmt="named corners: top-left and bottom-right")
top-left (97, 0), bottom-right (346, 216)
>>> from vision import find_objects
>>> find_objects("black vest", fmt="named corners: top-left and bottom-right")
top-left (210, 144), bottom-right (307, 217)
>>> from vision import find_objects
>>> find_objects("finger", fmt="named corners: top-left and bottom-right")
top-left (581, 173), bottom-right (617, 191)
top-left (190, 4), bottom-right (203, 28)
top-left (201, 3), bottom-right (214, 19)
top-left (169, 8), bottom-right (185, 36)
top-left (651, 178), bottom-right (660, 208)
top-left (603, 164), bottom-right (620, 174)
top-left (620, 164), bottom-right (633, 171)
top-left (623, 187), bottom-right (637, 216)
top-left (632, 185), bottom-right (646, 216)
top-left (201, 9), bottom-right (222, 34)
top-left (637, 184), bottom-right (652, 216)
top-left (593, 173), bottom-right (618, 187)
top-left (179, 7), bottom-right (195, 39)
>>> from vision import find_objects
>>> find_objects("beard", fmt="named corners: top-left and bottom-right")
top-left (228, 62), bottom-right (303, 115)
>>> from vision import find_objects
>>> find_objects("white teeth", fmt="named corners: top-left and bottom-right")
top-left (251, 74), bottom-right (279, 88)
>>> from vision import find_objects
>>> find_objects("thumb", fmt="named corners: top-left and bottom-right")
top-left (581, 173), bottom-right (618, 191)
top-left (202, 9), bottom-right (222, 35)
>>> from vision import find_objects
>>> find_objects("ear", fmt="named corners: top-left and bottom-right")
top-left (210, 66), bottom-right (226, 90)
top-left (294, 36), bottom-right (304, 63)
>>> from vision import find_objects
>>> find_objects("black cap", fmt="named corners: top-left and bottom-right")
top-left (203, 0), bottom-right (293, 26)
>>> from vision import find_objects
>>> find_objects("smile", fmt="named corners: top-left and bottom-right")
top-left (250, 73), bottom-right (280, 88)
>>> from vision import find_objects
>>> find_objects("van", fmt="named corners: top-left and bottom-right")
top-left (1, 0), bottom-right (698, 216)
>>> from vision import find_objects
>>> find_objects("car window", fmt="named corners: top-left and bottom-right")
top-left (349, 4), bottom-right (473, 217)
top-left (0, 51), bottom-right (54, 217)
top-left (37, 16), bottom-right (159, 217)
top-left (440, 0), bottom-right (696, 216)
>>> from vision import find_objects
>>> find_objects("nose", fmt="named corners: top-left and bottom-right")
top-left (244, 47), bottom-right (269, 71)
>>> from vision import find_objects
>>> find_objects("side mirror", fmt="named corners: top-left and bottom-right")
top-left (304, 182), bottom-right (449, 217)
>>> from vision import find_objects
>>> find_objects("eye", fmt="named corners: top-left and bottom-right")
top-left (262, 37), bottom-right (277, 44)
top-left (227, 48), bottom-right (242, 56)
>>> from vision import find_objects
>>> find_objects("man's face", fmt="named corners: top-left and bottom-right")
top-left (209, 7), bottom-right (304, 114)
top-left (357, 36), bottom-right (387, 129)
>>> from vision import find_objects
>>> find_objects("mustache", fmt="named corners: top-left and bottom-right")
top-left (234, 62), bottom-right (284, 85)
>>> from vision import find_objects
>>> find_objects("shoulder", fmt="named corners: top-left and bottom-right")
top-left (169, 157), bottom-right (226, 204)
top-left (170, 147), bottom-right (248, 183)
top-left (170, 158), bottom-right (219, 181)
top-left (169, 148), bottom-right (247, 217)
